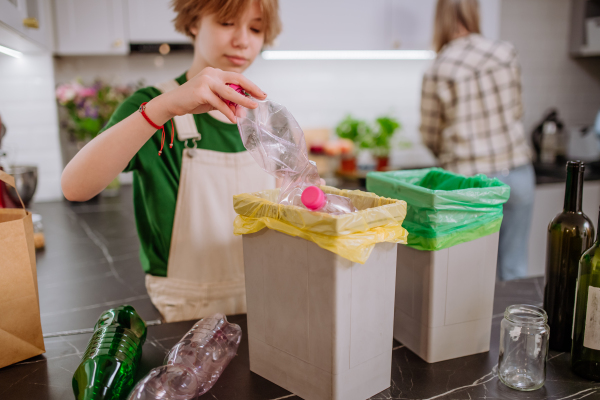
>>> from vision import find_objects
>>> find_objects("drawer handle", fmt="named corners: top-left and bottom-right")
top-left (22, 18), bottom-right (39, 29)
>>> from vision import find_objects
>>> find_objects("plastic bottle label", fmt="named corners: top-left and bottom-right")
top-left (584, 286), bottom-right (600, 350)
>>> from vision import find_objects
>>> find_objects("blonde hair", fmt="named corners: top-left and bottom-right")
top-left (172, 0), bottom-right (282, 46)
top-left (433, 0), bottom-right (481, 53)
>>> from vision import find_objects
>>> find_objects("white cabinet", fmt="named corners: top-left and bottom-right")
top-left (127, 0), bottom-right (189, 44)
top-left (276, 0), bottom-right (388, 50)
top-left (0, 0), bottom-right (26, 33)
top-left (274, 0), bottom-right (500, 51)
top-left (527, 181), bottom-right (600, 277)
top-left (53, 0), bottom-right (128, 55)
top-left (49, 0), bottom-right (500, 55)
top-left (386, 1), bottom-right (437, 50)
top-left (0, 0), bottom-right (54, 51)
top-left (388, 0), bottom-right (499, 50)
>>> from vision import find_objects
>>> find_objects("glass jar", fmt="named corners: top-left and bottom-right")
top-left (498, 304), bottom-right (550, 391)
top-left (32, 213), bottom-right (45, 250)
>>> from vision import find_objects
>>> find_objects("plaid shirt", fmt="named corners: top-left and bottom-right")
top-left (420, 34), bottom-right (531, 176)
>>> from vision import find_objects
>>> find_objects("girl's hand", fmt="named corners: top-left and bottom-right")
top-left (152, 67), bottom-right (267, 124)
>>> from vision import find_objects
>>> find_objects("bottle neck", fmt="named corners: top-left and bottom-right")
top-left (564, 164), bottom-right (584, 212)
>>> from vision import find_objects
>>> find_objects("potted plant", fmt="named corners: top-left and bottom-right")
top-left (335, 115), bottom-right (402, 172)
top-left (335, 115), bottom-right (373, 173)
top-left (372, 116), bottom-right (401, 171)
top-left (56, 80), bottom-right (137, 197)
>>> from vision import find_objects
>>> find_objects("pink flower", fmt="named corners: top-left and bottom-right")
top-left (78, 87), bottom-right (97, 98)
top-left (56, 83), bottom-right (77, 104)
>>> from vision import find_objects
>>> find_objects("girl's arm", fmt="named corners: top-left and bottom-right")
top-left (61, 68), bottom-right (266, 201)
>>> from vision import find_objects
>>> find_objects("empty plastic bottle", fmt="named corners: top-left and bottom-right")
top-left (230, 85), bottom-right (322, 206)
top-left (127, 313), bottom-right (242, 400)
top-left (301, 186), bottom-right (357, 215)
top-left (72, 305), bottom-right (147, 400)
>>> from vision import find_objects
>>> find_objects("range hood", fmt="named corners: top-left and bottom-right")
top-left (129, 42), bottom-right (193, 54)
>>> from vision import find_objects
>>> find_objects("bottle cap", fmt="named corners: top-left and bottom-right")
top-left (301, 186), bottom-right (326, 211)
top-left (223, 84), bottom-right (245, 107)
top-left (566, 160), bottom-right (585, 172)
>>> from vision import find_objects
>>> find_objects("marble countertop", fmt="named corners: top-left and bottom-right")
top-left (0, 186), bottom-right (598, 400)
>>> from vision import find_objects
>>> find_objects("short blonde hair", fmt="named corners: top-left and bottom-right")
top-left (172, 0), bottom-right (282, 46)
top-left (433, 0), bottom-right (481, 53)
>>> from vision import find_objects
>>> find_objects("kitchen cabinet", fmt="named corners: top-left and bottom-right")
top-left (127, 0), bottom-right (189, 44)
top-left (0, 0), bottom-right (54, 51)
top-left (53, 0), bottom-right (128, 55)
top-left (50, 0), bottom-right (500, 55)
top-left (275, 0), bottom-right (388, 50)
top-left (570, 0), bottom-right (600, 57)
top-left (527, 180), bottom-right (600, 276)
top-left (274, 0), bottom-right (500, 51)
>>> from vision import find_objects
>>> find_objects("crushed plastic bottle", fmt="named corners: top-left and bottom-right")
top-left (72, 305), bottom-right (147, 400)
top-left (127, 313), bottom-right (242, 400)
top-left (231, 85), bottom-right (322, 206)
top-left (301, 186), bottom-right (357, 215)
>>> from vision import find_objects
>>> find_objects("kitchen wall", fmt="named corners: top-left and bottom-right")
top-left (54, 55), bottom-right (432, 144)
top-left (54, 0), bottom-right (600, 153)
top-left (500, 0), bottom-right (600, 134)
top-left (49, 0), bottom-right (600, 201)
top-left (0, 53), bottom-right (63, 202)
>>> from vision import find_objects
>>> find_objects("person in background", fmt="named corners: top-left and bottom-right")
top-left (61, 0), bottom-right (281, 322)
top-left (420, 0), bottom-right (534, 281)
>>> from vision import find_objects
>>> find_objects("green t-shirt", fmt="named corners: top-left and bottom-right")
top-left (100, 72), bottom-right (246, 277)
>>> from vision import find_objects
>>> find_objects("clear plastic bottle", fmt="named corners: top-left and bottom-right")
top-left (231, 86), bottom-right (322, 206)
top-left (72, 305), bottom-right (147, 400)
top-left (127, 314), bottom-right (242, 400)
top-left (301, 186), bottom-right (357, 215)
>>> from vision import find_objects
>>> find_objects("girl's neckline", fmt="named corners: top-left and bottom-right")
top-left (207, 110), bottom-right (236, 126)
top-left (203, 111), bottom-right (237, 128)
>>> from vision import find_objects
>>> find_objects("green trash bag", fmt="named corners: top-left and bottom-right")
top-left (366, 168), bottom-right (510, 251)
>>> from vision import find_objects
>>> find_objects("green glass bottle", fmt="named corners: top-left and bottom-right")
top-left (544, 161), bottom-right (595, 351)
top-left (572, 207), bottom-right (600, 380)
top-left (72, 305), bottom-right (147, 399)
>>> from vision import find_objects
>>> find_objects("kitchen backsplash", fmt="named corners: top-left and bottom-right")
top-left (0, 53), bottom-right (63, 202)
top-left (55, 55), bottom-right (431, 144)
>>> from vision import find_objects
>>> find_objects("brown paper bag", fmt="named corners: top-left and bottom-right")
top-left (0, 170), bottom-right (45, 368)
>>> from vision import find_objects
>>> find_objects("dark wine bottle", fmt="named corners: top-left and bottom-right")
top-left (572, 206), bottom-right (600, 380)
top-left (543, 161), bottom-right (594, 351)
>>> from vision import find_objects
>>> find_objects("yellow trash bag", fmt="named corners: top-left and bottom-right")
top-left (233, 186), bottom-right (408, 264)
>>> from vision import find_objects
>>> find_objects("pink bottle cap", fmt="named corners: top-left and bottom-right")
top-left (301, 186), bottom-right (326, 211)
top-left (224, 84), bottom-right (245, 107)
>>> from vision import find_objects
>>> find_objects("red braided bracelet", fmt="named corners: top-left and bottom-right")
top-left (138, 102), bottom-right (174, 155)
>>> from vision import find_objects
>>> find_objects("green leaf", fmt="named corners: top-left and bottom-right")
top-left (78, 118), bottom-right (102, 135)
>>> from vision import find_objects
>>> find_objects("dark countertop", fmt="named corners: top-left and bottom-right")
top-left (534, 161), bottom-right (600, 185)
top-left (1, 186), bottom-right (599, 400)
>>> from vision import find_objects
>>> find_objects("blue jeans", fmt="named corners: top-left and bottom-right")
top-left (488, 164), bottom-right (536, 281)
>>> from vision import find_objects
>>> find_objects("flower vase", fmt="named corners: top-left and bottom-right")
top-left (376, 156), bottom-right (389, 171)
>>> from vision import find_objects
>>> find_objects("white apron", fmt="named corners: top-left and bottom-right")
top-left (145, 80), bottom-right (275, 322)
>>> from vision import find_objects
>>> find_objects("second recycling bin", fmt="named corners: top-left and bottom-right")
top-left (367, 168), bottom-right (510, 363)
top-left (234, 186), bottom-right (408, 400)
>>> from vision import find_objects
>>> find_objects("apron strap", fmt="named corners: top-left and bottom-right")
top-left (155, 80), bottom-right (201, 142)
